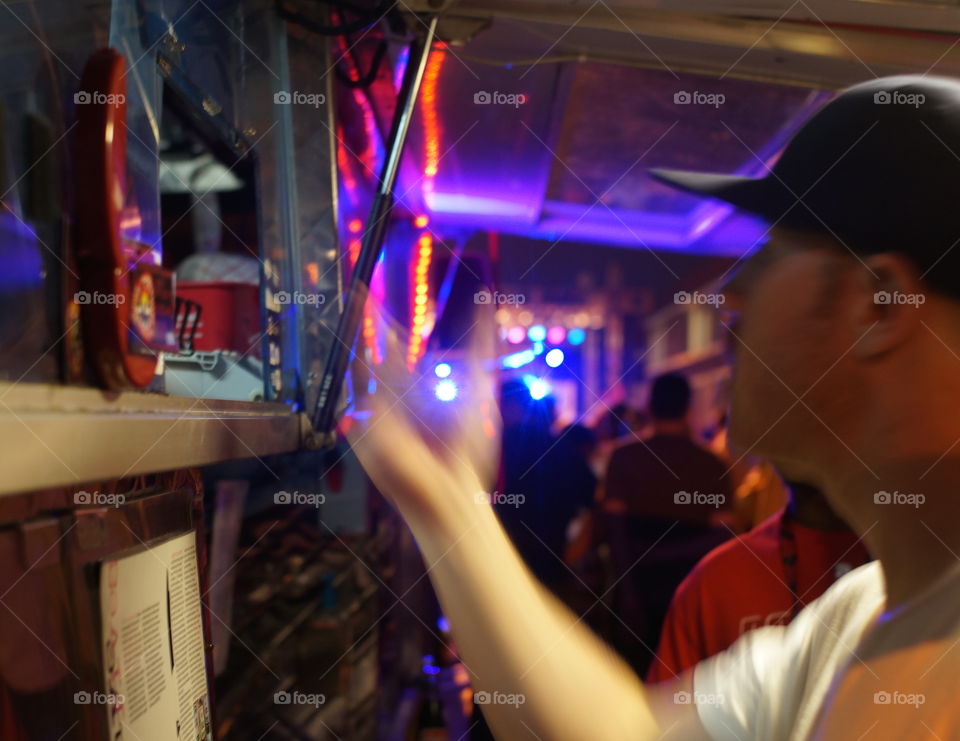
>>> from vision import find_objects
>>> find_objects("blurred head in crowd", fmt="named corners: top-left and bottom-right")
top-left (500, 378), bottom-right (530, 428)
top-left (500, 378), bottom-right (555, 434)
top-left (649, 372), bottom-right (692, 422)
top-left (559, 423), bottom-right (597, 458)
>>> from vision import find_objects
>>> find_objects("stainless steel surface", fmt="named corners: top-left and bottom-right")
top-left (0, 382), bottom-right (300, 496)
top-left (394, 1), bottom-right (960, 252)
top-left (421, 1), bottom-right (960, 85)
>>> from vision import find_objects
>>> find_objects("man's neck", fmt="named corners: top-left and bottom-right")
top-left (787, 486), bottom-right (851, 532)
top-left (830, 457), bottom-right (960, 607)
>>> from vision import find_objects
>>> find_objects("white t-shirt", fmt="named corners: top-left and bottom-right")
top-left (694, 560), bottom-right (960, 740)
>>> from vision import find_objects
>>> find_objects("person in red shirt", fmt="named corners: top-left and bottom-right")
top-left (646, 482), bottom-right (871, 683)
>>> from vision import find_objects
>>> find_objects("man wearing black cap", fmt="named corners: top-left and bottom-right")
top-left (348, 75), bottom-right (960, 740)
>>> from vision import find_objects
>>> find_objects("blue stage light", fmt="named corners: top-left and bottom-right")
top-left (545, 348), bottom-right (564, 367)
top-left (502, 349), bottom-right (536, 369)
top-left (524, 376), bottom-right (550, 400)
top-left (527, 324), bottom-right (547, 342)
top-left (434, 362), bottom-right (452, 378)
top-left (435, 379), bottom-right (458, 401)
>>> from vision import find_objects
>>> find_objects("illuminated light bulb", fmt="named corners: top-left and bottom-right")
top-left (506, 326), bottom-right (526, 344)
top-left (414, 214), bottom-right (430, 228)
top-left (526, 377), bottom-right (550, 400)
top-left (567, 328), bottom-right (586, 345)
top-left (547, 326), bottom-right (566, 344)
top-left (545, 348), bottom-right (564, 367)
top-left (435, 379), bottom-right (458, 402)
top-left (502, 349), bottom-right (535, 369)
top-left (434, 362), bottom-right (452, 378)
top-left (527, 324), bottom-right (546, 342)
top-left (348, 218), bottom-right (363, 233)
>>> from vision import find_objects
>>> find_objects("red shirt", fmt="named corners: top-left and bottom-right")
top-left (646, 508), bottom-right (870, 683)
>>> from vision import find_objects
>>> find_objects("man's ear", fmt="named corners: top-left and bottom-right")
top-left (852, 252), bottom-right (926, 360)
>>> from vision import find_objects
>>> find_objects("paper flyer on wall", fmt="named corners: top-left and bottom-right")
top-left (100, 530), bottom-right (213, 741)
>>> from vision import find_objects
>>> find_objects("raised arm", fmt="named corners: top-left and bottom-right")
top-left (343, 326), bottom-right (707, 740)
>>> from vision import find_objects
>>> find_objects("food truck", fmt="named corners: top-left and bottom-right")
top-left (1, 1), bottom-right (958, 738)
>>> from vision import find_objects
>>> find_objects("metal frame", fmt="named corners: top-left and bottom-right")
top-left (408, 1), bottom-right (960, 89)
top-left (311, 15), bottom-right (440, 442)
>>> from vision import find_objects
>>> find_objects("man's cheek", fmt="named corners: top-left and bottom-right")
top-left (730, 336), bottom-right (801, 436)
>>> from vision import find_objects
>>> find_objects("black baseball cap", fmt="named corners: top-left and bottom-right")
top-left (649, 75), bottom-right (960, 296)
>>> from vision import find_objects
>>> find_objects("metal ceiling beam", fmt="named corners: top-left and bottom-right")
top-left (414, 1), bottom-right (960, 88)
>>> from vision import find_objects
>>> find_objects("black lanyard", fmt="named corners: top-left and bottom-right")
top-left (779, 512), bottom-right (801, 621)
